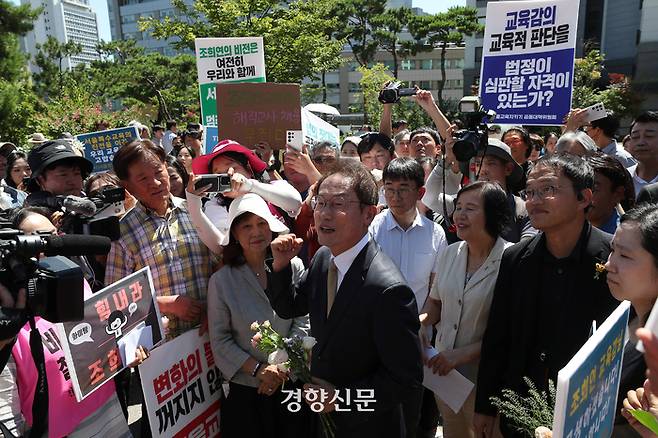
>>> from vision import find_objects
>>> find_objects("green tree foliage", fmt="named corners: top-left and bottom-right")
top-left (332, 0), bottom-right (387, 68)
top-left (371, 7), bottom-right (414, 78)
top-left (572, 50), bottom-right (641, 121)
top-left (32, 36), bottom-right (82, 97)
top-left (407, 6), bottom-right (483, 108)
top-left (0, 0), bottom-right (41, 144)
top-left (140, 0), bottom-right (344, 84)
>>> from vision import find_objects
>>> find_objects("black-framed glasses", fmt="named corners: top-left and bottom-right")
top-left (311, 195), bottom-right (363, 212)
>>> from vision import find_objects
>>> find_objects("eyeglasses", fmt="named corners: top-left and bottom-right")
top-left (311, 195), bottom-right (363, 212)
top-left (383, 187), bottom-right (414, 197)
top-left (520, 185), bottom-right (561, 201)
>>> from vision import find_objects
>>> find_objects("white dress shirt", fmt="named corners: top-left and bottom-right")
top-left (628, 164), bottom-right (658, 196)
top-left (369, 209), bottom-right (448, 312)
top-left (331, 232), bottom-right (370, 290)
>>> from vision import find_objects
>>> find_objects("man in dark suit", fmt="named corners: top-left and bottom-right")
top-left (474, 154), bottom-right (619, 437)
top-left (266, 161), bottom-right (423, 438)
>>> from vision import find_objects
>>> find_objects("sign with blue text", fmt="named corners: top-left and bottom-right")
top-left (552, 300), bottom-right (630, 438)
top-left (77, 126), bottom-right (139, 173)
top-left (479, 0), bottom-right (580, 125)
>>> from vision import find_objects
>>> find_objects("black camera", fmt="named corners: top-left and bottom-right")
top-left (452, 96), bottom-right (497, 163)
top-left (0, 230), bottom-right (112, 340)
top-left (29, 187), bottom-right (124, 241)
top-left (378, 81), bottom-right (418, 104)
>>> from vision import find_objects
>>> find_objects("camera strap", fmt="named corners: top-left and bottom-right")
top-left (27, 316), bottom-right (48, 438)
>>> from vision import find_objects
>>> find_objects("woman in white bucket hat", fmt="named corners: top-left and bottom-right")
top-left (206, 193), bottom-right (310, 437)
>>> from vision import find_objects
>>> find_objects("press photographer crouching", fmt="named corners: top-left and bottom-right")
top-left (23, 140), bottom-right (124, 290)
top-left (0, 208), bottom-right (128, 437)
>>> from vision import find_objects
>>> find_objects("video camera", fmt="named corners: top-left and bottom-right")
top-left (28, 187), bottom-right (125, 241)
top-left (452, 96), bottom-right (497, 163)
top-left (378, 81), bottom-right (418, 104)
top-left (0, 229), bottom-right (111, 341)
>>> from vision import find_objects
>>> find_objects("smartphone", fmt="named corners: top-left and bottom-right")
top-left (194, 174), bottom-right (232, 193)
top-left (583, 102), bottom-right (607, 123)
top-left (286, 130), bottom-right (304, 152)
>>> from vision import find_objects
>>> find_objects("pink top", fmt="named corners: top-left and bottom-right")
top-left (11, 316), bottom-right (116, 437)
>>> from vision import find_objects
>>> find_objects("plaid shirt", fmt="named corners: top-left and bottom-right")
top-left (105, 196), bottom-right (213, 339)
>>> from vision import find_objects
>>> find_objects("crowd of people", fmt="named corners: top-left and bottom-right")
top-left (0, 87), bottom-right (657, 438)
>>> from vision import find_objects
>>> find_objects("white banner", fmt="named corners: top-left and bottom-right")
top-left (302, 108), bottom-right (341, 147)
top-left (140, 330), bottom-right (222, 438)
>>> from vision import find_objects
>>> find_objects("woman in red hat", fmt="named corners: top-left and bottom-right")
top-left (186, 139), bottom-right (302, 255)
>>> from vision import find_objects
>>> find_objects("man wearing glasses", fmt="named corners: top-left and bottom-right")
top-left (474, 153), bottom-right (618, 437)
top-left (369, 157), bottom-right (447, 437)
top-left (265, 160), bottom-right (423, 438)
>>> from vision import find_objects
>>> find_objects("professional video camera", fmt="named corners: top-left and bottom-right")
top-left (0, 229), bottom-right (112, 341)
top-left (28, 186), bottom-right (124, 241)
top-left (452, 96), bottom-right (497, 163)
top-left (378, 81), bottom-right (418, 104)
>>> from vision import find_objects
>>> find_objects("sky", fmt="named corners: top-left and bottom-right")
top-left (12, 0), bottom-right (466, 43)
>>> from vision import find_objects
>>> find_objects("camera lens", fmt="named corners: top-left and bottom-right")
top-left (453, 131), bottom-right (481, 162)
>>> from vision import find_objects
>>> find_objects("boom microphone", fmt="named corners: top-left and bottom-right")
top-left (42, 234), bottom-right (111, 256)
top-left (26, 192), bottom-right (97, 216)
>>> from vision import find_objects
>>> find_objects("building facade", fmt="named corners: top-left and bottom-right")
top-left (311, 47), bottom-right (465, 115)
top-left (107, 0), bottom-right (194, 55)
top-left (22, 0), bottom-right (100, 71)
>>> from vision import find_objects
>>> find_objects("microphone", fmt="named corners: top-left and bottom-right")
top-left (60, 196), bottom-right (97, 216)
top-left (43, 234), bottom-right (111, 256)
top-left (26, 192), bottom-right (97, 217)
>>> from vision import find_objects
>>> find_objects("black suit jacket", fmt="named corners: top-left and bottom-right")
top-left (267, 240), bottom-right (423, 438)
top-left (475, 223), bottom-right (618, 418)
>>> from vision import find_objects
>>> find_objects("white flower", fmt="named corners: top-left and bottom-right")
top-left (277, 362), bottom-right (290, 372)
top-left (250, 321), bottom-right (260, 331)
top-left (268, 349), bottom-right (289, 365)
top-left (262, 320), bottom-right (271, 329)
top-left (302, 336), bottom-right (317, 350)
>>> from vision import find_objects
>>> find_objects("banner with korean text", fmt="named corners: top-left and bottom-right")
top-left (302, 108), bottom-right (340, 147)
top-left (140, 330), bottom-right (222, 438)
top-left (195, 37), bottom-right (266, 128)
top-left (58, 267), bottom-right (165, 401)
top-left (77, 126), bottom-right (140, 173)
top-left (479, 0), bottom-right (580, 125)
top-left (552, 300), bottom-right (630, 438)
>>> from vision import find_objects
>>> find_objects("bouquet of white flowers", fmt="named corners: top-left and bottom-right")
top-left (251, 320), bottom-right (334, 437)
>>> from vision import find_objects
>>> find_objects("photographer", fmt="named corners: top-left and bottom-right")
top-left (422, 133), bottom-right (537, 243)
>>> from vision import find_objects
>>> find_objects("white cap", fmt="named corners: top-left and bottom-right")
top-left (221, 193), bottom-right (289, 246)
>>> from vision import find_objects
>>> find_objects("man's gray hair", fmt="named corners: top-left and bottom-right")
top-left (309, 141), bottom-right (340, 160)
top-left (556, 132), bottom-right (598, 154)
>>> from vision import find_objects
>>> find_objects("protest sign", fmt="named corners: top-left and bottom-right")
top-left (140, 330), bottom-right (222, 438)
top-left (58, 267), bottom-right (164, 401)
top-left (195, 37), bottom-right (266, 127)
top-left (76, 126), bottom-right (139, 173)
top-left (552, 300), bottom-right (630, 438)
top-left (301, 107), bottom-right (340, 147)
top-left (479, 0), bottom-right (580, 125)
top-left (216, 82), bottom-right (302, 148)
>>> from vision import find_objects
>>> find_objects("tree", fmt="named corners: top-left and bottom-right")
top-left (32, 36), bottom-right (82, 97)
top-left (371, 7), bottom-right (414, 79)
top-left (571, 50), bottom-right (640, 121)
top-left (407, 6), bottom-right (482, 108)
top-left (140, 0), bottom-right (344, 84)
top-left (332, 0), bottom-right (387, 68)
top-left (0, 0), bottom-right (41, 144)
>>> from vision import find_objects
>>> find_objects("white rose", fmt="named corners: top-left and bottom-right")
top-left (250, 321), bottom-right (260, 331)
top-left (262, 320), bottom-right (271, 329)
top-left (277, 362), bottom-right (290, 372)
top-left (268, 349), bottom-right (289, 365)
top-left (302, 336), bottom-right (317, 350)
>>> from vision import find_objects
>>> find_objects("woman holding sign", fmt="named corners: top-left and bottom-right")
top-left (207, 193), bottom-right (309, 437)
top-left (606, 203), bottom-right (658, 435)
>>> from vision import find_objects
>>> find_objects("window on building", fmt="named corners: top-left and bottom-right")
top-left (419, 81), bottom-right (431, 89)
top-left (420, 59), bottom-right (432, 70)
top-left (348, 82), bottom-right (360, 92)
top-left (348, 61), bottom-right (359, 72)
top-left (383, 61), bottom-right (395, 72)
top-left (475, 47), bottom-right (483, 63)
top-left (401, 59), bottom-right (414, 70)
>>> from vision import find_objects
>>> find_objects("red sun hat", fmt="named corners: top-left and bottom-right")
top-left (192, 139), bottom-right (267, 175)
